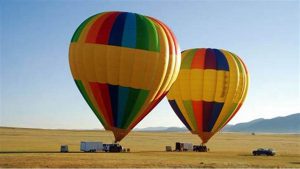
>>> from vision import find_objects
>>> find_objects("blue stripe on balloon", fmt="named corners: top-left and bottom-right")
top-left (116, 86), bottom-right (129, 128)
top-left (108, 84), bottom-right (119, 126)
top-left (208, 102), bottom-right (224, 131)
top-left (109, 12), bottom-right (127, 46)
top-left (121, 13), bottom-right (136, 48)
top-left (213, 49), bottom-right (229, 71)
top-left (168, 100), bottom-right (192, 131)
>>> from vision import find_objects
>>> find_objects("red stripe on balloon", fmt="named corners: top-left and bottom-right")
top-left (86, 13), bottom-right (112, 43)
top-left (98, 83), bottom-right (114, 126)
top-left (95, 12), bottom-right (121, 44)
top-left (89, 82), bottom-right (114, 126)
top-left (192, 100), bottom-right (203, 132)
top-left (89, 82), bottom-right (112, 126)
top-left (191, 49), bottom-right (206, 69)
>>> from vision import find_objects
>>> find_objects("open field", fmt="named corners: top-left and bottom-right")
top-left (0, 127), bottom-right (299, 168)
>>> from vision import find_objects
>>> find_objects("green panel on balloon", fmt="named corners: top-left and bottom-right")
top-left (183, 100), bottom-right (197, 130)
top-left (122, 89), bottom-right (149, 129)
top-left (181, 49), bottom-right (197, 69)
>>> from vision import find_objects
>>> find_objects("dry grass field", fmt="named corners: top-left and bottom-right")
top-left (0, 127), bottom-right (299, 168)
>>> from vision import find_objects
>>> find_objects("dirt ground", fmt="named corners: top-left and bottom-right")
top-left (1, 127), bottom-right (299, 168)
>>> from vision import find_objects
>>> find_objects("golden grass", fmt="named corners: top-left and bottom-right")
top-left (0, 127), bottom-right (299, 168)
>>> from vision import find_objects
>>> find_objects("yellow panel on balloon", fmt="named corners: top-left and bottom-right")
top-left (190, 69), bottom-right (204, 101)
top-left (203, 69), bottom-right (217, 102)
top-left (70, 43), bottom-right (162, 90)
top-left (178, 70), bottom-right (191, 100)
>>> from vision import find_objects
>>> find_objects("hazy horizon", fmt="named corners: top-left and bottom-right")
top-left (0, 112), bottom-right (298, 130)
top-left (1, 0), bottom-right (299, 129)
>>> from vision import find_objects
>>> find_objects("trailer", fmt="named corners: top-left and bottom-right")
top-left (175, 142), bottom-right (193, 151)
top-left (80, 141), bottom-right (103, 152)
top-left (183, 143), bottom-right (193, 151)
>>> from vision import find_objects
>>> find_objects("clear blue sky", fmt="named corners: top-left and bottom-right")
top-left (1, 0), bottom-right (299, 129)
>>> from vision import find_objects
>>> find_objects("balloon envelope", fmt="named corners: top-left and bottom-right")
top-left (167, 48), bottom-right (248, 144)
top-left (69, 11), bottom-right (181, 142)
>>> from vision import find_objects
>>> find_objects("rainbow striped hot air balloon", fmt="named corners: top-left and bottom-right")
top-left (167, 48), bottom-right (248, 144)
top-left (69, 11), bottom-right (181, 142)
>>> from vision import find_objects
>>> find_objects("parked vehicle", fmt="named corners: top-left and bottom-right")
top-left (165, 146), bottom-right (172, 152)
top-left (103, 144), bottom-right (111, 152)
top-left (193, 145), bottom-right (208, 152)
top-left (80, 141), bottom-right (103, 152)
top-left (60, 145), bottom-right (69, 152)
top-left (103, 143), bottom-right (123, 152)
top-left (252, 148), bottom-right (275, 156)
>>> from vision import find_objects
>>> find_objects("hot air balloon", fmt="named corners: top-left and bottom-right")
top-left (167, 48), bottom-right (248, 144)
top-left (69, 11), bottom-right (181, 142)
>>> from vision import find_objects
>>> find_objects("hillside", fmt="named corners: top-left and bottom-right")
top-left (223, 113), bottom-right (300, 133)
top-left (138, 113), bottom-right (300, 133)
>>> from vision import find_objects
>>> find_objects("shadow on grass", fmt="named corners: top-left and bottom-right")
top-left (239, 153), bottom-right (279, 157)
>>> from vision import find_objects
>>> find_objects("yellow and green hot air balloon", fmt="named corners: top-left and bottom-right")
top-left (167, 48), bottom-right (249, 144)
top-left (69, 11), bottom-right (181, 142)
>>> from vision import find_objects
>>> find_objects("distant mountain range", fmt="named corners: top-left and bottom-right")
top-left (223, 113), bottom-right (300, 133)
top-left (136, 113), bottom-right (300, 133)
